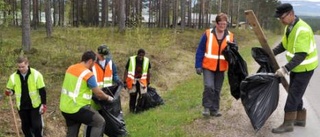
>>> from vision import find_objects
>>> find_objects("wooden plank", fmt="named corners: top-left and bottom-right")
top-left (245, 10), bottom-right (289, 91)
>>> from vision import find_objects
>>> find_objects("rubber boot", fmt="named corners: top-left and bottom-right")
top-left (294, 108), bottom-right (306, 127)
top-left (272, 111), bottom-right (297, 134)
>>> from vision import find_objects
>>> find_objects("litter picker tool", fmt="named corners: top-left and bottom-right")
top-left (9, 95), bottom-right (20, 137)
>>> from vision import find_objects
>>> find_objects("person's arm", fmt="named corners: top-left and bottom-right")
top-left (112, 62), bottom-right (120, 83)
top-left (123, 59), bottom-right (130, 82)
top-left (87, 76), bottom-right (113, 101)
top-left (284, 52), bottom-right (307, 71)
top-left (273, 43), bottom-right (286, 56)
top-left (195, 33), bottom-right (207, 68)
top-left (39, 87), bottom-right (46, 104)
top-left (147, 62), bottom-right (151, 85)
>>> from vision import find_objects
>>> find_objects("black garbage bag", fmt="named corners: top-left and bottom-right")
top-left (251, 47), bottom-right (275, 73)
top-left (222, 42), bottom-right (248, 100)
top-left (240, 73), bottom-right (279, 131)
top-left (136, 86), bottom-right (164, 113)
top-left (93, 85), bottom-right (128, 137)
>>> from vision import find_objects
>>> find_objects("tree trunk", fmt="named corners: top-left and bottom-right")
top-left (119, 0), bottom-right (125, 32)
top-left (21, 0), bottom-right (31, 52)
top-left (45, 0), bottom-right (52, 37)
top-left (32, 0), bottom-right (39, 29)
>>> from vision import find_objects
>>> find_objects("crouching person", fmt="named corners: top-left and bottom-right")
top-left (59, 51), bottom-right (114, 137)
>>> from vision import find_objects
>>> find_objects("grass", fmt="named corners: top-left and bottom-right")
top-left (0, 26), bottom-right (278, 137)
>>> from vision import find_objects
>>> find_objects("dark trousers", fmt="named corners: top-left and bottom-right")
top-left (84, 110), bottom-right (103, 137)
top-left (129, 82), bottom-right (141, 112)
top-left (202, 69), bottom-right (225, 113)
top-left (285, 70), bottom-right (314, 112)
top-left (61, 105), bottom-right (105, 137)
top-left (18, 107), bottom-right (43, 137)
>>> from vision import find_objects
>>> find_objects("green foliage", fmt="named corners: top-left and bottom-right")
top-left (0, 26), bottom-right (278, 136)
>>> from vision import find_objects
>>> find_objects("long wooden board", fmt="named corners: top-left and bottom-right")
top-left (245, 10), bottom-right (289, 92)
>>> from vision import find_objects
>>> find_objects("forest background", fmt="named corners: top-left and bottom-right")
top-left (0, 0), bottom-right (320, 136)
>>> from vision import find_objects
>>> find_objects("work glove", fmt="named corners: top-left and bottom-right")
top-left (107, 95), bottom-right (114, 102)
top-left (140, 86), bottom-right (147, 94)
top-left (275, 66), bottom-right (289, 77)
top-left (39, 104), bottom-right (47, 114)
top-left (4, 90), bottom-right (13, 96)
top-left (196, 68), bottom-right (203, 75)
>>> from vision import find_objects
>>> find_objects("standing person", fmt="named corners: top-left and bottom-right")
top-left (59, 51), bottom-right (114, 137)
top-left (195, 13), bottom-right (236, 117)
top-left (84, 45), bottom-right (123, 137)
top-left (123, 49), bottom-right (151, 113)
top-left (272, 3), bottom-right (318, 133)
top-left (5, 56), bottom-right (47, 137)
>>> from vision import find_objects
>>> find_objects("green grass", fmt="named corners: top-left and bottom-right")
top-left (0, 27), bottom-right (278, 137)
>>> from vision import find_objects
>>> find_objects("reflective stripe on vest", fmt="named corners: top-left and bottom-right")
top-left (61, 69), bottom-right (92, 103)
top-left (92, 60), bottom-right (113, 88)
top-left (282, 20), bottom-right (318, 72)
top-left (126, 56), bottom-right (149, 89)
top-left (7, 68), bottom-right (44, 110)
top-left (202, 29), bottom-right (234, 71)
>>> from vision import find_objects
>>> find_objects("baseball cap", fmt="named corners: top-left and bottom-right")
top-left (274, 3), bottom-right (293, 18)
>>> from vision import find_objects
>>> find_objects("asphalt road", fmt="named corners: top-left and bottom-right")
top-left (272, 35), bottom-right (320, 137)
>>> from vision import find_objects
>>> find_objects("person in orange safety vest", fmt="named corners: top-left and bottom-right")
top-left (123, 49), bottom-right (151, 113)
top-left (84, 45), bottom-right (123, 137)
top-left (195, 13), bottom-right (237, 117)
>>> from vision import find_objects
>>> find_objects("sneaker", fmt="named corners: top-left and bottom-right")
top-left (202, 108), bottom-right (210, 117)
top-left (210, 111), bottom-right (222, 117)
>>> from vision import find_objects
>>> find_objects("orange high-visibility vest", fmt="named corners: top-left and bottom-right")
top-left (126, 56), bottom-right (149, 90)
top-left (202, 29), bottom-right (234, 71)
top-left (92, 60), bottom-right (113, 88)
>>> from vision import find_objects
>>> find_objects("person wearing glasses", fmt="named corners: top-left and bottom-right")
top-left (272, 3), bottom-right (318, 134)
top-left (195, 13), bottom-right (237, 117)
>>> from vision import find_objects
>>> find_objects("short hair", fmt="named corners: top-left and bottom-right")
top-left (16, 56), bottom-right (29, 64)
top-left (81, 50), bottom-right (96, 62)
top-left (215, 13), bottom-right (228, 23)
top-left (137, 48), bottom-right (145, 55)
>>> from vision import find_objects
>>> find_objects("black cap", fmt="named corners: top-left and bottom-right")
top-left (274, 3), bottom-right (293, 18)
top-left (97, 45), bottom-right (110, 55)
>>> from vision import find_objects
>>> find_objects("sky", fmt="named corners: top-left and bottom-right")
top-left (280, 0), bottom-right (320, 16)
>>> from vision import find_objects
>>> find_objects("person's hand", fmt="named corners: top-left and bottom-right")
top-left (140, 86), bottom-right (147, 94)
top-left (107, 95), bottom-right (114, 102)
top-left (196, 68), bottom-right (203, 75)
top-left (4, 90), bottom-right (13, 96)
top-left (39, 104), bottom-right (47, 114)
top-left (275, 66), bottom-right (289, 77)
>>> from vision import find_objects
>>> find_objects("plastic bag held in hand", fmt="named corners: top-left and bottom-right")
top-left (107, 95), bottom-right (114, 102)
top-left (4, 90), bottom-right (13, 96)
top-left (39, 104), bottom-right (47, 114)
top-left (196, 68), bottom-right (203, 75)
top-left (275, 66), bottom-right (288, 77)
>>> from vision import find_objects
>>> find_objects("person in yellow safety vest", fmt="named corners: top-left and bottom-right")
top-left (59, 51), bottom-right (114, 137)
top-left (4, 56), bottom-right (47, 137)
top-left (195, 13), bottom-right (236, 117)
top-left (84, 45), bottom-right (124, 137)
top-left (272, 3), bottom-right (318, 134)
top-left (123, 49), bottom-right (151, 113)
